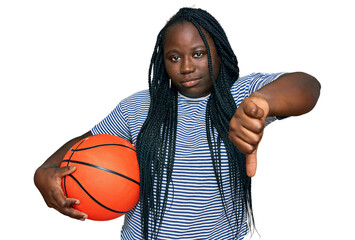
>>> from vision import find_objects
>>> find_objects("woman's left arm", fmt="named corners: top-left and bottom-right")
top-left (229, 72), bottom-right (321, 177)
top-left (252, 72), bottom-right (321, 117)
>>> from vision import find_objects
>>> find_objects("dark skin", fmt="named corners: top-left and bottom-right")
top-left (34, 21), bottom-right (321, 220)
top-left (164, 22), bottom-right (220, 98)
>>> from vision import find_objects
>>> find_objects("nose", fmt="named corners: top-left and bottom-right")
top-left (180, 57), bottom-right (196, 74)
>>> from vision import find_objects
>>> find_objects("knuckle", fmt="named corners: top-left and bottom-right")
top-left (249, 138), bottom-right (259, 146)
top-left (58, 199), bottom-right (68, 209)
top-left (255, 122), bottom-right (264, 133)
top-left (229, 122), bottom-right (240, 134)
top-left (243, 144), bottom-right (255, 154)
top-left (228, 122), bottom-right (234, 131)
top-left (237, 143), bottom-right (251, 154)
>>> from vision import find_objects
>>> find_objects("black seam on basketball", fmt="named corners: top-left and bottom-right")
top-left (67, 174), bottom-right (128, 214)
top-left (68, 137), bottom-right (88, 159)
top-left (62, 159), bottom-right (140, 186)
top-left (71, 143), bottom-right (136, 152)
top-left (63, 138), bottom-right (88, 198)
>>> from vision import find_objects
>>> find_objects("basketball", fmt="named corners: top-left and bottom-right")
top-left (60, 134), bottom-right (140, 221)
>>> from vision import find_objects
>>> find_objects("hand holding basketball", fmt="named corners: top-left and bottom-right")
top-left (34, 165), bottom-right (88, 220)
top-left (229, 94), bottom-right (269, 177)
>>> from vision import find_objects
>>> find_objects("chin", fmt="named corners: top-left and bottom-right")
top-left (182, 91), bottom-right (210, 98)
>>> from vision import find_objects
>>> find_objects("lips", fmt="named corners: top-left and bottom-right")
top-left (181, 78), bottom-right (201, 88)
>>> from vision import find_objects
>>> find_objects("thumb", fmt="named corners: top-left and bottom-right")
top-left (244, 99), bottom-right (265, 119)
top-left (58, 165), bottom-right (76, 177)
top-left (246, 149), bottom-right (257, 177)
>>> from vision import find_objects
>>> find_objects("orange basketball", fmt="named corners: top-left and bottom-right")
top-left (60, 134), bottom-right (140, 221)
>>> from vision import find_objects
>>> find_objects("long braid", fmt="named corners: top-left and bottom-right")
top-left (189, 13), bottom-right (252, 236)
top-left (136, 8), bottom-right (254, 239)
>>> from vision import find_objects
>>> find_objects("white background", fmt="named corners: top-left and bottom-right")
top-left (1, 0), bottom-right (354, 239)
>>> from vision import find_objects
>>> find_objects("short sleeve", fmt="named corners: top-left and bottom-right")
top-left (91, 102), bottom-right (131, 142)
top-left (91, 90), bottom-right (150, 145)
top-left (247, 72), bottom-right (285, 95)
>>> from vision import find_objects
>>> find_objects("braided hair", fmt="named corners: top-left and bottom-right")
top-left (136, 7), bottom-right (254, 239)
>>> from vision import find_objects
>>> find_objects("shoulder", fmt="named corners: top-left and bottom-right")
top-left (118, 89), bottom-right (150, 111)
top-left (121, 89), bottom-right (150, 104)
top-left (96, 89), bottom-right (150, 127)
top-left (91, 89), bottom-right (150, 142)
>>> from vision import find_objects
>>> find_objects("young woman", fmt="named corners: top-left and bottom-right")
top-left (34, 7), bottom-right (320, 240)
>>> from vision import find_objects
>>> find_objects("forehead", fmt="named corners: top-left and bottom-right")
top-left (163, 21), bottom-right (214, 51)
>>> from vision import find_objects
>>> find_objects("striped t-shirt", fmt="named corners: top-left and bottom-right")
top-left (91, 72), bottom-right (284, 239)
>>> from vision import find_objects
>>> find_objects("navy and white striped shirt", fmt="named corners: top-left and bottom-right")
top-left (91, 72), bottom-right (284, 239)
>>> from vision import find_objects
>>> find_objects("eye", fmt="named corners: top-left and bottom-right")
top-left (169, 55), bottom-right (181, 62)
top-left (193, 51), bottom-right (205, 58)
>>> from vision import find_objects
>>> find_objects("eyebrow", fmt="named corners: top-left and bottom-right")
top-left (164, 45), bottom-right (206, 56)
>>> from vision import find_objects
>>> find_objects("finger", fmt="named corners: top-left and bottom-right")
top-left (244, 117), bottom-right (265, 134)
top-left (230, 113), bottom-right (265, 135)
top-left (246, 149), bottom-right (258, 177)
top-left (231, 136), bottom-right (257, 154)
top-left (57, 165), bottom-right (77, 177)
top-left (229, 120), bottom-right (263, 149)
top-left (243, 99), bottom-right (265, 119)
top-left (53, 166), bottom-right (76, 188)
top-left (49, 172), bottom-right (87, 220)
top-left (236, 128), bottom-right (261, 149)
top-left (61, 204), bottom-right (88, 221)
top-left (55, 196), bottom-right (88, 220)
top-left (63, 197), bottom-right (81, 207)
top-left (50, 185), bottom-right (71, 208)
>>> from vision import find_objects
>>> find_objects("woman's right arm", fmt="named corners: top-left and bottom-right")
top-left (34, 131), bottom-right (92, 221)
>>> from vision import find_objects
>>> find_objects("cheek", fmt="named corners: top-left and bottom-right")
top-left (164, 62), bottom-right (177, 79)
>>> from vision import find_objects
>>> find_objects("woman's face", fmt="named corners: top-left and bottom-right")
top-left (163, 21), bottom-right (220, 98)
